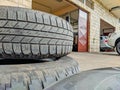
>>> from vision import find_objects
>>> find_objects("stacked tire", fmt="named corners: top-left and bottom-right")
top-left (0, 6), bottom-right (80, 90)
top-left (0, 6), bottom-right (73, 59)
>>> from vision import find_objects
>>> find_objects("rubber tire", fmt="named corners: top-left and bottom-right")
top-left (116, 41), bottom-right (120, 55)
top-left (0, 56), bottom-right (80, 90)
top-left (0, 6), bottom-right (73, 59)
top-left (44, 68), bottom-right (120, 90)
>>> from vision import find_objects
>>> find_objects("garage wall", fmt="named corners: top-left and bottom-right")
top-left (68, 0), bottom-right (120, 52)
top-left (90, 1), bottom-right (119, 52)
top-left (0, 0), bottom-right (32, 8)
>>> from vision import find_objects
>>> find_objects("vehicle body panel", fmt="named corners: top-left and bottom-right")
top-left (108, 32), bottom-right (120, 47)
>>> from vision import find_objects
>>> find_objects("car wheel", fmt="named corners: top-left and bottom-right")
top-left (116, 41), bottom-right (120, 55)
top-left (0, 6), bottom-right (73, 60)
top-left (0, 56), bottom-right (80, 89)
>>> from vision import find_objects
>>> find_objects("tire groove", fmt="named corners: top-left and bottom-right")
top-left (0, 33), bottom-right (72, 41)
top-left (0, 19), bottom-right (73, 32)
top-left (0, 27), bottom-right (73, 37)
top-left (0, 6), bottom-right (73, 59)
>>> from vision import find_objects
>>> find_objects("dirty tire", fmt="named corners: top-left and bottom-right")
top-left (116, 41), bottom-right (120, 55)
top-left (0, 6), bottom-right (73, 59)
top-left (44, 68), bottom-right (120, 90)
top-left (0, 56), bottom-right (80, 90)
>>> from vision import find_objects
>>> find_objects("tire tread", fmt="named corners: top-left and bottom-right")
top-left (0, 6), bottom-right (73, 59)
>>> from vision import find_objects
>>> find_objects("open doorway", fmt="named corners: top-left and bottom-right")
top-left (57, 9), bottom-right (89, 52)
top-left (100, 19), bottom-right (115, 52)
top-left (61, 10), bottom-right (79, 51)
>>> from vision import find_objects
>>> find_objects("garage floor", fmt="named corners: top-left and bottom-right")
top-left (68, 52), bottom-right (120, 71)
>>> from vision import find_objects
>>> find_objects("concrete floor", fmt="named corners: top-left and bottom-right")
top-left (68, 52), bottom-right (120, 71)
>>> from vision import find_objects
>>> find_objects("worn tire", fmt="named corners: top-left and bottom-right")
top-left (0, 6), bottom-right (73, 59)
top-left (0, 56), bottom-right (80, 90)
top-left (44, 68), bottom-right (120, 90)
top-left (116, 41), bottom-right (120, 55)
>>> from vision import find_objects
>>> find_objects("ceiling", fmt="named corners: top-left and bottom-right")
top-left (98, 0), bottom-right (120, 18)
top-left (100, 19), bottom-right (114, 30)
top-left (32, 0), bottom-right (77, 16)
top-left (100, 19), bottom-right (115, 35)
top-left (32, 0), bottom-right (120, 18)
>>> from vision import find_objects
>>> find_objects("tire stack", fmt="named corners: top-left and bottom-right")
top-left (0, 6), bottom-right (80, 90)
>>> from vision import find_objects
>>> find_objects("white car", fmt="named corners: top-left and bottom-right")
top-left (108, 32), bottom-right (120, 55)
top-left (100, 36), bottom-right (112, 51)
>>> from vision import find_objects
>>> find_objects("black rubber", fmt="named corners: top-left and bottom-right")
top-left (44, 67), bottom-right (120, 90)
top-left (0, 6), bottom-right (73, 59)
top-left (116, 42), bottom-right (120, 55)
top-left (0, 56), bottom-right (80, 90)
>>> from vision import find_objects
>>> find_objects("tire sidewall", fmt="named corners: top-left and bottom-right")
top-left (116, 41), bottom-right (120, 55)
